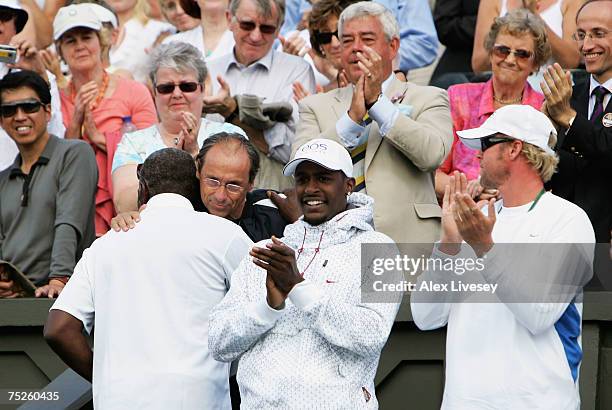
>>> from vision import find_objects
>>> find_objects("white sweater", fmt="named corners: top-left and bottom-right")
top-left (411, 192), bottom-right (595, 409)
top-left (209, 193), bottom-right (401, 409)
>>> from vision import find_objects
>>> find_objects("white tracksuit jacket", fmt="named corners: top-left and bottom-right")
top-left (208, 193), bottom-right (401, 409)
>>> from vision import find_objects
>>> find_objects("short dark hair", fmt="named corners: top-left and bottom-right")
top-left (0, 6), bottom-right (28, 33)
top-left (308, 0), bottom-right (360, 56)
top-left (196, 132), bottom-right (260, 183)
top-left (138, 148), bottom-right (200, 205)
top-left (576, 0), bottom-right (612, 22)
top-left (0, 70), bottom-right (52, 105)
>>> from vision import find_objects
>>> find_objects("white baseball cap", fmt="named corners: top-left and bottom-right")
top-left (88, 4), bottom-right (118, 29)
top-left (0, 0), bottom-right (28, 33)
top-left (283, 138), bottom-right (353, 177)
top-left (53, 4), bottom-right (102, 41)
top-left (457, 105), bottom-right (556, 155)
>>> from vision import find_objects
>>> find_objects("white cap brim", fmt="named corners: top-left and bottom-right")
top-left (283, 158), bottom-right (350, 177)
top-left (456, 127), bottom-right (499, 151)
top-left (54, 21), bottom-right (101, 40)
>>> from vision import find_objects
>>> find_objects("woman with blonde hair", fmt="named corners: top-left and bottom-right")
top-left (55, 4), bottom-right (157, 235)
top-left (174, 0), bottom-right (234, 59)
top-left (107, 0), bottom-right (174, 82)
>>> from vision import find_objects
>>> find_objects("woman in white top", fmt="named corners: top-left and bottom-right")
top-left (107, 0), bottom-right (174, 82)
top-left (166, 0), bottom-right (234, 59)
top-left (159, 0), bottom-right (200, 34)
top-left (112, 42), bottom-right (245, 213)
top-left (472, 0), bottom-right (582, 72)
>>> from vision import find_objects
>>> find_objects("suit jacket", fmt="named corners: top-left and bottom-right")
top-left (548, 75), bottom-right (612, 243)
top-left (432, 0), bottom-right (480, 78)
top-left (295, 78), bottom-right (453, 244)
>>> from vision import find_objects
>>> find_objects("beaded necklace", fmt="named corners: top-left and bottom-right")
top-left (71, 70), bottom-right (110, 110)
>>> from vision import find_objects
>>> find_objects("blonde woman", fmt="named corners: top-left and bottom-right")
top-left (55, 4), bottom-right (157, 235)
top-left (107, 0), bottom-right (174, 82)
top-left (172, 0), bottom-right (234, 59)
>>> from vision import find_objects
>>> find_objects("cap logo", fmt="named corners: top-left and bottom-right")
top-left (299, 142), bottom-right (328, 153)
top-left (69, 9), bottom-right (77, 15)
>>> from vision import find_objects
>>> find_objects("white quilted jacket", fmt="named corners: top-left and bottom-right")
top-left (208, 193), bottom-right (401, 409)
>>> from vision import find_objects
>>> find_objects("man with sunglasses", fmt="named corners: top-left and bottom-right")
top-left (294, 2), bottom-right (452, 244)
top-left (45, 148), bottom-right (253, 409)
top-left (412, 104), bottom-right (595, 409)
top-left (204, 0), bottom-right (316, 191)
top-left (0, 0), bottom-right (65, 170)
top-left (541, 0), bottom-right (612, 246)
top-left (0, 70), bottom-right (97, 299)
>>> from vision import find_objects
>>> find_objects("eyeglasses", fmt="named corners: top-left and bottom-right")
top-left (0, 101), bottom-right (44, 118)
top-left (481, 136), bottom-right (513, 152)
top-left (235, 18), bottom-right (277, 35)
top-left (572, 29), bottom-right (610, 42)
top-left (202, 177), bottom-right (245, 194)
top-left (0, 10), bottom-right (16, 22)
top-left (315, 30), bottom-right (339, 45)
top-left (155, 82), bottom-right (200, 94)
top-left (492, 44), bottom-right (533, 61)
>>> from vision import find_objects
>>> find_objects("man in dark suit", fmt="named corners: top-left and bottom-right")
top-left (541, 0), bottom-right (611, 245)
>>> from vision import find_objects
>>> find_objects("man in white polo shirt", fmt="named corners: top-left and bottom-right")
top-left (411, 105), bottom-right (595, 409)
top-left (44, 148), bottom-right (252, 409)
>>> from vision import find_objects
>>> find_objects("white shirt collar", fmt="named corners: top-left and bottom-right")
top-left (226, 47), bottom-right (274, 71)
top-left (588, 75), bottom-right (612, 96)
top-left (145, 193), bottom-right (194, 210)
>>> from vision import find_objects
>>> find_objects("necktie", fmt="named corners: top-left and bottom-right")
top-left (590, 86), bottom-right (610, 123)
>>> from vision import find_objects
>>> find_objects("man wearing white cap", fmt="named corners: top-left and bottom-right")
top-left (209, 138), bottom-right (400, 408)
top-left (0, 0), bottom-right (64, 170)
top-left (411, 105), bottom-right (595, 409)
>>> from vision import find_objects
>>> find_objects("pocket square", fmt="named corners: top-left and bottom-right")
top-left (397, 103), bottom-right (413, 117)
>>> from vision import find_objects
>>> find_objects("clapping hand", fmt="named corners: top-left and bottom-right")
top-left (540, 63), bottom-right (576, 129)
top-left (251, 236), bottom-right (304, 309)
top-left (201, 75), bottom-right (237, 118)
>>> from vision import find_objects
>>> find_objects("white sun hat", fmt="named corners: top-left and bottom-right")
top-left (53, 4), bottom-right (102, 41)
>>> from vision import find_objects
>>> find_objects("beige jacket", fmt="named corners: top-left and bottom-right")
top-left (294, 78), bottom-right (452, 243)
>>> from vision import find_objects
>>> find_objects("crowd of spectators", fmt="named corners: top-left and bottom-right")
top-left (0, 0), bottom-right (610, 407)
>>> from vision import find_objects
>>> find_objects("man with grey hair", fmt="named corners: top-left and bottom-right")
top-left (203, 0), bottom-right (316, 191)
top-left (294, 1), bottom-right (452, 244)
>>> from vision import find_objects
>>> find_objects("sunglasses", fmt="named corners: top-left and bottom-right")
top-left (492, 44), bottom-right (533, 61)
top-left (155, 82), bottom-right (200, 94)
top-left (0, 101), bottom-right (44, 118)
top-left (481, 136), bottom-right (513, 152)
top-left (202, 177), bottom-right (245, 194)
top-left (315, 30), bottom-right (339, 45)
top-left (235, 18), bottom-right (277, 35)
